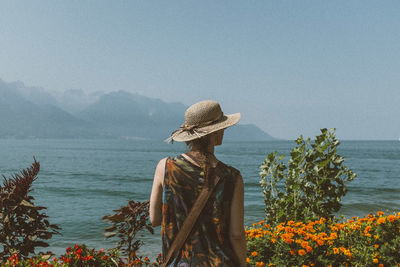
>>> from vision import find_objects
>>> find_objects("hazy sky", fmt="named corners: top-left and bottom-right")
top-left (1, 1), bottom-right (399, 140)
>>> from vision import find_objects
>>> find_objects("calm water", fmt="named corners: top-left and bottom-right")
top-left (0, 139), bottom-right (399, 257)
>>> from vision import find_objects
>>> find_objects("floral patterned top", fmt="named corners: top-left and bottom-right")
top-left (161, 155), bottom-right (240, 267)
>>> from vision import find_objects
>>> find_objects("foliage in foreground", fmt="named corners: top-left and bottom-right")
top-left (0, 158), bottom-right (61, 260)
top-left (260, 128), bottom-right (356, 226)
top-left (2, 244), bottom-right (163, 266)
top-left (103, 200), bottom-right (154, 261)
top-left (246, 211), bottom-right (400, 267)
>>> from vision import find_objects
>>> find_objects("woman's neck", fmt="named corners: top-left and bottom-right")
top-left (190, 145), bottom-right (214, 154)
top-left (185, 149), bottom-right (218, 168)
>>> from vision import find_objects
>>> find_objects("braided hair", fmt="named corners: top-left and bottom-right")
top-left (186, 135), bottom-right (214, 187)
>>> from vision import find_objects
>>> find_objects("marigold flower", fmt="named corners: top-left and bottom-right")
top-left (333, 248), bottom-right (339, 254)
top-left (373, 258), bottom-right (379, 263)
top-left (378, 264), bottom-right (383, 267)
top-left (290, 249), bottom-right (296, 255)
top-left (377, 217), bottom-right (386, 224)
top-left (306, 246), bottom-right (313, 253)
top-left (271, 238), bottom-right (277, 243)
top-left (256, 262), bottom-right (265, 267)
top-left (301, 241), bottom-right (309, 248)
top-left (374, 244), bottom-right (379, 249)
top-left (298, 249), bottom-right (306, 256)
top-left (246, 258), bottom-right (250, 263)
top-left (388, 215), bottom-right (396, 222)
top-left (252, 251), bottom-right (258, 257)
top-left (377, 211), bottom-right (385, 216)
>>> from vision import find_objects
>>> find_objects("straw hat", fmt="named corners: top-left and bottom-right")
top-left (166, 100), bottom-right (241, 142)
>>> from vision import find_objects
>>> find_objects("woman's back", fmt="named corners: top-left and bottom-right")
top-left (162, 155), bottom-right (240, 267)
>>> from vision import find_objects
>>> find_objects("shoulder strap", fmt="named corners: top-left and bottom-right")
top-left (162, 163), bottom-right (220, 267)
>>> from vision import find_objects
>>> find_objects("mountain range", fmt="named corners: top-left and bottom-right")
top-left (0, 79), bottom-right (276, 141)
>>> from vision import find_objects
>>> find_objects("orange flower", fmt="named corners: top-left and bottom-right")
top-left (378, 264), bottom-right (383, 267)
top-left (377, 211), bottom-right (385, 216)
top-left (256, 262), bottom-right (265, 267)
top-left (373, 258), bottom-right (379, 263)
top-left (306, 246), bottom-right (313, 253)
top-left (301, 241), bottom-right (309, 248)
top-left (298, 249), bottom-right (306, 256)
top-left (290, 249), bottom-right (296, 255)
top-left (377, 217), bottom-right (386, 224)
top-left (333, 248), bottom-right (339, 254)
top-left (374, 244), bottom-right (379, 249)
top-left (271, 238), bottom-right (277, 243)
top-left (285, 238), bottom-right (294, 244)
top-left (246, 258), bottom-right (250, 263)
top-left (388, 215), bottom-right (396, 222)
top-left (252, 251), bottom-right (258, 257)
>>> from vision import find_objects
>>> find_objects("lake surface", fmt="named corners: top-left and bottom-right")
top-left (0, 139), bottom-right (399, 257)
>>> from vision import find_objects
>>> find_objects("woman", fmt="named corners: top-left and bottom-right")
top-left (150, 100), bottom-right (246, 267)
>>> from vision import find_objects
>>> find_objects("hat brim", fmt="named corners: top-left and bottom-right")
top-left (170, 113), bottom-right (241, 142)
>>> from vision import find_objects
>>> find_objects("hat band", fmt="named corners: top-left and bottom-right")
top-left (166, 113), bottom-right (224, 143)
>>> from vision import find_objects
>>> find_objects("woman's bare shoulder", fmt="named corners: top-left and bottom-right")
top-left (156, 157), bottom-right (168, 168)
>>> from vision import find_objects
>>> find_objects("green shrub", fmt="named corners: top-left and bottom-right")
top-left (260, 128), bottom-right (356, 226)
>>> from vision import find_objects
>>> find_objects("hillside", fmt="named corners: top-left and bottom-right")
top-left (0, 79), bottom-right (277, 140)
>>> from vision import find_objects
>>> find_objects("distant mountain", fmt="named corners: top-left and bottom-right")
top-left (224, 123), bottom-right (276, 141)
top-left (0, 79), bottom-right (97, 138)
top-left (57, 89), bottom-right (102, 114)
top-left (0, 78), bottom-right (277, 140)
top-left (10, 80), bottom-right (59, 106)
top-left (78, 90), bottom-right (186, 139)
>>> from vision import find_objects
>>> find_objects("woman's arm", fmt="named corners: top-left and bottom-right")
top-left (229, 173), bottom-right (247, 267)
top-left (149, 157), bottom-right (167, 227)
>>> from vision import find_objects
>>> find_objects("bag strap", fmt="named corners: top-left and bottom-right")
top-left (162, 161), bottom-right (220, 267)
